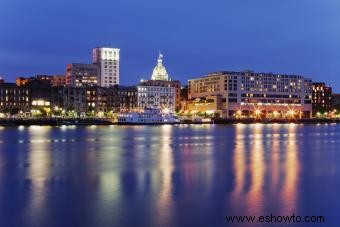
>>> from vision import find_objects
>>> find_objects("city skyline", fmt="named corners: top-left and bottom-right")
top-left (1, 0), bottom-right (340, 91)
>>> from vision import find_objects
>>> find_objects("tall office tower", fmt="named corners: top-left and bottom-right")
top-left (92, 47), bottom-right (120, 87)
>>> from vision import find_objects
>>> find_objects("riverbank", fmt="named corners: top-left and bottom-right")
top-left (0, 118), bottom-right (114, 126)
top-left (1, 117), bottom-right (340, 126)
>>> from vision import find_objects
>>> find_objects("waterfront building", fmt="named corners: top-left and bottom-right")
top-left (118, 86), bottom-right (138, 111)
top-left (186, 71), bottom-right (313, 118)
top-left (139, 79), bottom-right (180, 110)
top-left (332, 94), bottom-right (340, 109)
top-left (27, 79), bottom-right (53, 116)
top-left (51, 86), bottom-right (65, 111)
top-left (137, 54), bottom-right (178, 112)
top-left (137, 85), bottom-right (176, 112)
top-left (180, 85), bottom-right (189, 111)
top-left (2, 79), bottom-right (53, 116)
top-left (0, 83), bottom-right (30, 115)
top-left (65, 63), bottom-right (99, 87)
top-left (52, 86), bottom-right (121, 116)
top-left (92, 47), bottom-right (120, 87)
top-left (312, 82), bottom-right (332, 115)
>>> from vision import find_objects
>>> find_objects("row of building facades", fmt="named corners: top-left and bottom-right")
top-left (0, 46), bottom-right (337, 118)
top-left (0, 48), bottom-right (179, 117)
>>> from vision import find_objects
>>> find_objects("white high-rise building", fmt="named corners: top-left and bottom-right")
top-left (92, 47), bottom-right (120, 87)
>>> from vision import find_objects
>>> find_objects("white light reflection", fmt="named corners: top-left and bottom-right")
top-left (95, 128), bottom-right (124, 225)
top-left (152, 125), bottom-right (174, 227)
top-left (26, 126), bottom-right (52, 225)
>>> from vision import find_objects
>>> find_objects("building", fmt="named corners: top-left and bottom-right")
top-left (180, 85), bottom-right (189, 110)
top-left (52, 75), bottom-right (65, 87)
top-left (51, 86), bottom-right (121, 116)
top-left (92, 47), bottom-right (120, 87)
top-left (3, 78), bottom-right (54, 116)
top-left (16, 75), bottom-right (64, 87)
top-left (139, 79), bottom-right (180, 110)
top-left (312, 82), bottom-right (332, 115)
top-left (117, 86), bottom-right (138, 111)
top-left (0, 83), bottom-right (30, 115)
top-left (151, 53), bottom-right (169, 81)
top-left (65, 63), bottom-right (99, 87)
top-left (16, 77), bottom-right (30, 86)
top-left (137, 85), bottom-right (176, 112)
top-left (332, 94), bottom-right (340, 109)
top-left (137, 54), bottom-right (177, 112)
top-left (186, 71), bottom-right (313, 118)
top-left (35, 75), bottom-right (54, 85)
top-left (26, 79), bottom-right (53, 116)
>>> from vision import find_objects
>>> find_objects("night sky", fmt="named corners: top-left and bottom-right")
top-left (1, 0), bottom-right (340, 91)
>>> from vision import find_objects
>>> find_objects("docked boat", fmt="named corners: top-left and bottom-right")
top-left (117, 108), bottom-right (180, 124)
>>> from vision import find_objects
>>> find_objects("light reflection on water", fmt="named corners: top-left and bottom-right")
top-left (0, 124), bottom-right (340, 226)
top-left (26, 126), bottom-right (52, 227)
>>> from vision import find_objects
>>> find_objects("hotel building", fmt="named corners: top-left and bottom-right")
top-left (92, 47), bottom-right (120, 87)
top-left (186, 71), bottom-right (313, 118)
top-left (137, 54), bottom-right (177, 112)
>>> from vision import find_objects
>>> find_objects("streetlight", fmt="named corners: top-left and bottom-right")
top-left (254, 109), bottom-right (261, 119)
top-left (273, 111), bottom-right (279, 118)
top-left (288, 110), bottom-right (295, 118)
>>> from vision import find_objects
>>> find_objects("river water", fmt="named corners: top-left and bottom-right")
top-left (0, 124), bottom-right (339, 227)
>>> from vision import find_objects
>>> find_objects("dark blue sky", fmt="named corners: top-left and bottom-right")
top-left (1, 0), bottom-right (340, 91)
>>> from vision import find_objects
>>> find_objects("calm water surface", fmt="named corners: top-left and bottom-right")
top-left (0, 124), bottom-right (339, 227)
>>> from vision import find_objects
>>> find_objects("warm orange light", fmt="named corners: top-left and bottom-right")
top-left (273, 111), bottom-right (279, 117)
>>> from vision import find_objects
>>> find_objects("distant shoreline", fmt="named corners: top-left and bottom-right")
top-left (0, 118), bottom-right (340, 126)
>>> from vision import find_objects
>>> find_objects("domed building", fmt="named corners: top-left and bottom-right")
top-left (137, 53), bottom-right (181, 112)
top-left (151, 54), bottom-right (169, 81)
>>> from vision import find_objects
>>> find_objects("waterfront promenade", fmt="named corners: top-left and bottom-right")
top-left (1, 117), bottom-right (340, 126)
